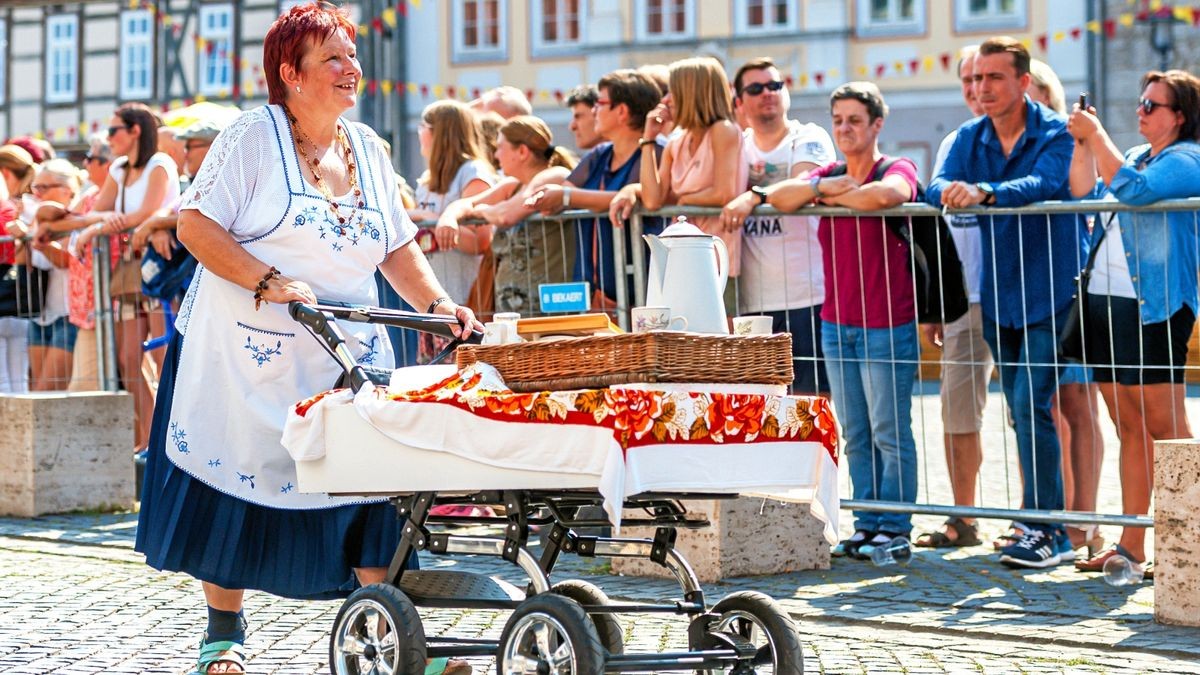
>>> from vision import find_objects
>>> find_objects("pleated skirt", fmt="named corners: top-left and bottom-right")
top-left (135, 333), bottom-right (414, 600)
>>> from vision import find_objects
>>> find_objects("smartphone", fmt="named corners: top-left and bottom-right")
top-left (1078, 92), bottom-right (1089, 110)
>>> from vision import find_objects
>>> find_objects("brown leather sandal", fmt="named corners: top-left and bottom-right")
top-left (915, 517), bottom-right (982, 548)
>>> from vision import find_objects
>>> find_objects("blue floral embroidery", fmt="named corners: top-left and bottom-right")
top-left (208, 458), bottom-right (222, 467)
top-left (294, 205), bottom-right (320, 229)
top-left (170, 422), bottom-right (189, 454)
top-left (280, 482), bottom-right (294, 494)
top-left (358, 335), bottom-right (380, 365)
top-left (237, 473), bottom-right (256, 490)
top-left (310, 209), bottom-right (385, 253)
top-left (245, 337), bottom-right (283, 367)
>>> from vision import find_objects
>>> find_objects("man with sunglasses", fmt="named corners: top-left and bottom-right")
top-left (927, 36), bottom-right (1089, 569)
top-left (720, 57), bottom-right (834, 396)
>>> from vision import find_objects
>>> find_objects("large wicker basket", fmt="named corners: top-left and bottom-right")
top-left (456, 332), bottom-right (793, 392)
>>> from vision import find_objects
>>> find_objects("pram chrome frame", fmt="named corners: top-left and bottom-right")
top-left (289, 302), bottom-right (805, 674)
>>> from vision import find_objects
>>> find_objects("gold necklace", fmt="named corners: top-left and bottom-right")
top-left (285, 106), bottom-right (364, 234)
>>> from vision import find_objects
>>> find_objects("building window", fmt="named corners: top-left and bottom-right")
top-left (452, 0), bottom-right (508, 63)
top-left (635, 0), bottom-right (693, 41)
top-left (531, 0), bottom-right (585, 54)
top-left (198, 4), bottom-right (234, 96)
top-left (46, 14), bottom-right (78, 104)
top-left (121, 10), bottom-right (154, 100)
top-left (0, 19), bottom-right (7, 106)
top-left (856, 0), bottom-right (925, 37)
top-left (735, 0), bottom-right (796, 34)
top-left (278, 0), bottom-right (307, 14)
top-left (954, 0), bottom-right (1026, 32)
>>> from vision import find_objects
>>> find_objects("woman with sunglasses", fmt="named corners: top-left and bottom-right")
top-left (1067, 69), bottom-right (1200, 577)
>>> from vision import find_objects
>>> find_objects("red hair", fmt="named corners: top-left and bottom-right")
top-left (264, 2), bottom-right (356, 106)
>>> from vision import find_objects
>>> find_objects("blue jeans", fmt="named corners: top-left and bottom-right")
top-left (822, 321), bottom-right (919, 535)
top-left (982, 312), bottom-right (1065, 528)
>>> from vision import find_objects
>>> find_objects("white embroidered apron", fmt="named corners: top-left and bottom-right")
top-left (168, 108), bottom-right (396, 509)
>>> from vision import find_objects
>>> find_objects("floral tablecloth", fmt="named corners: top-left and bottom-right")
top-left (284, 364), bottom-right (840, 540)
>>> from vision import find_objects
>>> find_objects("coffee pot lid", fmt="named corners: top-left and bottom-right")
top-left (659, 215), bottom-right (709, 238)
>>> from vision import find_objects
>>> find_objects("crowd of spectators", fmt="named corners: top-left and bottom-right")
top-left (2, 32), bottom-right (1197, 579)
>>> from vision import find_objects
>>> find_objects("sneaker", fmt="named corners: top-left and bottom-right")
top-left (1055, 529), bottom-right (1076, 563)
top-left (854, 531), bottom-right (907, 561)
top-left (999, 527), bottom-right (1062, 568)
top-left (832, 529), bottom-right (873, 558)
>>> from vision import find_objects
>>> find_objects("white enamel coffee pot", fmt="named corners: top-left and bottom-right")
top-left (643, 216), bottom-right (729, 334)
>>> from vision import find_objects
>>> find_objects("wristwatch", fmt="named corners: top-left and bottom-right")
top-left (750, 185), bottom-right (769, 206)
top-left (976, 182), bottom-right (996, 205)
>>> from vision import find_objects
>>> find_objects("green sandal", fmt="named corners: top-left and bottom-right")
top-left (426, 657), bottom-right (473, 675)
top-left (195, 638), bottom-right (246, 674)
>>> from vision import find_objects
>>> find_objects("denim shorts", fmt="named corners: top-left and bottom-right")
top-left (28, 315), bottom-right (78, 351)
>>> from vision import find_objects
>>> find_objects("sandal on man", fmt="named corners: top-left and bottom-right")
top-left (915, 517), bottom-right (981, 548)
top-left (195, 638), bottom-right (246, 674)
top-left (426, 657), bottom-right (473, 675)
top-left (992, 521), bottom-right (1031, 550)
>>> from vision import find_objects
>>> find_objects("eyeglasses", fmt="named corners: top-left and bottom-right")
top-left (185, 141), bottom-right (211, 152)
top-left (1138, 97), bottom-right (1177, 115)
top-left (740, 80), bottom-right (785, 97)
top-left (31, 182), bottom-right (67, 193)
top-left (83, 153), bottom-right (104, 164)
top-left (595, 98), bottom-right (612, 108)
top-left (107, 125), bottom-right (129, 137)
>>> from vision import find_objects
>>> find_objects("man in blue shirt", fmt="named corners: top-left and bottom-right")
top-left (927, 36), bottom-right (1089, 569)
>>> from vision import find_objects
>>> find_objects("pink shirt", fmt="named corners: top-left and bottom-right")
top-left (813, 156), bottom-right (919, 328)
top-left (667, 127), bottom-right (748, 276)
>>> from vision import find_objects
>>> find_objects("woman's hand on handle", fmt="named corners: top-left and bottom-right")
top-left (259, 274), bottom-right (317, 307)
top-left (433, 300), bottom-right (484, 339)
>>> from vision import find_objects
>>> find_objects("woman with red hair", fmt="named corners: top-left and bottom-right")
top-left (133, 4), bottom-right (480, 673)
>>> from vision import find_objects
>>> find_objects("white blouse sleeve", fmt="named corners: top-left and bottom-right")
top-left (354, 122), bottom-right (417, 254)
top-left (180, 108), bottom-right (274, 233)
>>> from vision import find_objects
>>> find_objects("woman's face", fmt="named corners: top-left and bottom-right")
top-left (494, 134), bottom-right (523, 176)
top-left (1138, 80), bottom-right (1184, 145)
top-left (31, 170), bottom-right (75, 206)
top-left (1026, 82), bottom-right (1051, 108)
top-left (107, 115), bottom-right (137, 158)
top-left (418, 120), bottom-right (433, 160)
top-left (293, 28), bottom-right (361, 115)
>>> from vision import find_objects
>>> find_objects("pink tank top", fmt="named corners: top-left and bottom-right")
top-left (668, 128), bottom-right (747, 276)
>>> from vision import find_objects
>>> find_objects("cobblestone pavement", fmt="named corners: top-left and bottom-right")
top-left (1, 513), bottom-right (1199, 674)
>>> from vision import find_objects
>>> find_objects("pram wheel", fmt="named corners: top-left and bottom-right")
top-left (498, 594), bottom-right (605, 675)
top-left (702, 591), bottom-right (803, 675)
top-left (330, 583), bottom-right (427, 675)
top-left (551, 579), bottom-right (624, 655)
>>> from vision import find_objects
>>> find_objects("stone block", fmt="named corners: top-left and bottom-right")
top-left (0, 392), bottom-right (135, 517)
top-left (1154, 439), bottom-right (1200, 627)
top-left (610, 497), bottom-right (829, 583)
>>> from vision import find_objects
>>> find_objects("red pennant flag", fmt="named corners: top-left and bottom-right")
top-left (372, 17), bottom-right (383, 33)
top-left (398, 2), bottom-right (407, 18)
top-left (524, 88), bottom-right (534, 102)
top-left (553, 89), bottom-right (563, 101)
top-left (1070, 27), bottom-right (1082, 40)
top-left (92, 121), bottom-right (100, 132)
top-left (232, 84), bottom-right (240, 98)
top-left (447, 85), bottom-right (456, 98)
top-left (1103, 19), bottom-right (1117, 38)
top-left (68, 126), bottom-right (76, 136)
top-left (784, 75), bottom-right (794, 87)
top-left (909, 59), bottom-right (920, 74)
top-left (184, 98), bottom-right (193, 106)
top-left (1036, 34), bottom-right (1048, 51)
top-left (257, 77), bottom-right (266, 89)
top-left (160, 103), bottom-right (169, 112)
top-left (471, 87), bottom-right (481, 99)
top-left (940, 52), bottom-right (952, 70)
top-left (813, 72), bottom-right (823, 86)
top-left (419, 84), bottom-right (429, 97)
top-left (367, 80), bottom-right (378, 94)
top-left (205, 42), bottom-right (215, 55)
top-left (874, 64), bottom-right (886, 78)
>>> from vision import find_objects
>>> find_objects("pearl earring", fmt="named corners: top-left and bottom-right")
top-left (295, 86), bottom-right (301, 94)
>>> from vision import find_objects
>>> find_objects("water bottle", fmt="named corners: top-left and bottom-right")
top-left (1102, 555), bottom-right (1145, 586)
top-left (870, 536), bottom-right (913, 567)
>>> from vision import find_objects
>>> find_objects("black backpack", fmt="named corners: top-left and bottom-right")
top-left (825, 159), bottom-right (969, 325)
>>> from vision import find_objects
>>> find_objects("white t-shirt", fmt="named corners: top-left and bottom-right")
top-left (26, 196), bottom-right (69, 326)
top-left (1087, 213), bottom-right (1137, 299)
top-left (111, 152), bottom-right (181, 216)
top-left (934, 129), bottom-right (983, 304)
top-left (413, 159), bottom-right (497, 303)
top-left (738, 120), bottom-right (835, 313)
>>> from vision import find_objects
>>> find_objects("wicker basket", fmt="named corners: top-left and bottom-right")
top-left (456, 332), bottom-right (793, 392)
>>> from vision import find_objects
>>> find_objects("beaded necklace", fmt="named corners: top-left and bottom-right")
top-left (284, 106), bottom-right (364, 234)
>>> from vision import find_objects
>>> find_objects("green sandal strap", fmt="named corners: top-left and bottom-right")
top-left (197, 639), bottom-right (246, 674)
top-left (425, 657), bottom-right (451, 675)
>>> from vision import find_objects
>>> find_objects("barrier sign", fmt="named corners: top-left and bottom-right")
top-left (539, 282), bottom-right (591, 313)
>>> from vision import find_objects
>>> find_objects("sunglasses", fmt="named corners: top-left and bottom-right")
top-left (31, 182), bottom-right (67, 193)
top-left (741, 80), bottom-right (785, 97)
top-left (107, 124), bottom-right (129, 137)
top-left (83, 153), bottom-right (108, 163)
top-left (1138, 97), bottom-right (1176, 115)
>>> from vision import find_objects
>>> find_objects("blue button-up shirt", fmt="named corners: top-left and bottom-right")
top-left (927, 97), bottom-right (1089, 328)
top-left (1100, 141), bottom-right (1200, 324)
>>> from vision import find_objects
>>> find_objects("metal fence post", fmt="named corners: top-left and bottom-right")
top-left (93, 235), bottom-right (119, 392)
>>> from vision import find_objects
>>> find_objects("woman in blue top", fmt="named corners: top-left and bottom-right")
top-left (1067, 69), bottom-right (1200, 575)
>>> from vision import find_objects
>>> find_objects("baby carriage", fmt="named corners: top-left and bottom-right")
top-left (284, 301), bottom-right (837, 674)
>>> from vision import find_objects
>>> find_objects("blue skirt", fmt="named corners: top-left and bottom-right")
top-left (135, 333), bottom-right (415, 600)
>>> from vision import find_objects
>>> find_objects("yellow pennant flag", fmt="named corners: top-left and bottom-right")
top-left (381, 80), bottom-right (393, 95)
top-left (1174, 6), bottom-right (1193, 22)
top-left (1019, 37), bottom-right (1033, 49)
top-left (410, 0), bottom-right (422, 9)
top-left (828, 68), bottom-right (839, 78)
top-left (1119, 13), bottom-right (1134, 27)
top-left (922, 56), bottom-right (934, 71)
top-left (432, 84), bottom-right (444, 96)
top-left (382, 8), bottom-right (397, 28)
top-left (1053, 31), bottom-right (1065, 42)
top-left (893, 60), bottom-right (904, 74)
top-left (1149, 0), bottom-right (1162, 11)
top-left (195, 94), bottom-right (207, 102)
top-left (857, 65), bottom-right (868, 77)
top-left (407, 82), bottom-right (418, 94)
top-left (1086, 20), bottom-right (1101, 33)
top-left (798, 73), bottom-right (809, 87)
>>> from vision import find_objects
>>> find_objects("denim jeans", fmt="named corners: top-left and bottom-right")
top-left (982, 312), bottom-right (1065, 529)
top-left (822, 321), bottom-right (919, 535)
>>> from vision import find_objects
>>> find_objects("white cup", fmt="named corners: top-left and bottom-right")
top-left (733, 315), bottom-right (774, 336)
top-left (494, 312), bottom-right (521, 325)
top-left (482, 321), bottom-right (515, 345)
top-left (631, 306), bottom-right (688, 333)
